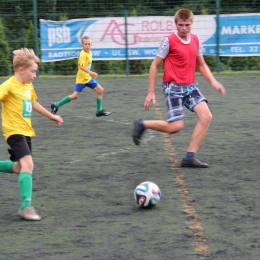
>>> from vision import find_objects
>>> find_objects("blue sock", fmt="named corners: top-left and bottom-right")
top-left (184, 152), bottom-right (195, 160)
top-left (138, 120), bottom-right (146, 130)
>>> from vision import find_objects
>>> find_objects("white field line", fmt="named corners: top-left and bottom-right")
top-left (76, 116), bottom-right (131, 125)
top-left (66, 117), bottom-right (156, 164)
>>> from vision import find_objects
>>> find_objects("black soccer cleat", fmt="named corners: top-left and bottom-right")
top-left (132, 119), bottom-right (146, 146)
top-left (96, 110), bottom-right (111, 117)
top-left (181, 157), bottom-right (209, 168)
top-left (51, 103), bottom-right (58, 115)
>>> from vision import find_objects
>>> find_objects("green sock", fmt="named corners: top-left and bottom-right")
top-left (97, 98), bottom-right (102, 112)
top-left (0, 160), bottom-right (15, 173)
top-left (18, 172), bottom-right (32, 210)
top-left (56, 96), bottom-right (71, 108)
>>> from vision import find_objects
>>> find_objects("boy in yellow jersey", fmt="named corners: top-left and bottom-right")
top-left (51, 36), bottom-right (111, 117)
top-left (0, 48), bottom-right (63, 221)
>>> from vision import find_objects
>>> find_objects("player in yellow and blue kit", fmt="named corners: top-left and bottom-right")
top-left (0, 48), bottom-right (63, 220)
top-left (51, 36), bottom-right (111, 117)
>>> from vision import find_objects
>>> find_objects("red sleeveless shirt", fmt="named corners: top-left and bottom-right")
top-left (162, 33), bottom-right (199, 84)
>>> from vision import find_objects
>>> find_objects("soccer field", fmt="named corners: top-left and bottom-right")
top-left (0, 72), bottom-right (260, 260)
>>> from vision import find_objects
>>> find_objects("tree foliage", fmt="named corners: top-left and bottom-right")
top-left (25, 21), bottom-right (35, 49)
top-left (0, 18), bottom-right (11, 76)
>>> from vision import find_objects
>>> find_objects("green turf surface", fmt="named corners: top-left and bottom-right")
top-left (0, 72), bottom-right (260, 260)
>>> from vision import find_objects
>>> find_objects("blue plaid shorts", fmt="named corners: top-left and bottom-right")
top-left (162, 82), bottom-right (207, 122)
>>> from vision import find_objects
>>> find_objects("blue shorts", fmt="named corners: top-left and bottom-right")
top-left (162, 82), bottom-right (207, 122)
top-left (74, 78), bottom-right (99, 92)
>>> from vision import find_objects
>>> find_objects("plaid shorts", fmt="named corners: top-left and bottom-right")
top-left (162, 82), bottom-right (207, 122)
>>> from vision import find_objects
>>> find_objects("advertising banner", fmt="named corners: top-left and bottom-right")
top-left (203, 14), bottom-right (260, 56)
top-left (40, 13), bottom-right (260, 62)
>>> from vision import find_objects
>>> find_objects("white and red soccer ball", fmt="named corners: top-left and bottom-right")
top-left (134, 181), bottom-right (161, 208)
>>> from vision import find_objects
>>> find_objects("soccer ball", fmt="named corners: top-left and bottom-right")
top-left (134, 181), bottom-right (161, 208)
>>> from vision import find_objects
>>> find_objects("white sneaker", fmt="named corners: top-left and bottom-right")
top-left (18, 205), bottom-right (41, 221)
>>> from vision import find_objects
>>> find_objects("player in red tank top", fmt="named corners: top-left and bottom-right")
top-left (132, 9), bottom-right (226, 168)
top-left (163, 33), bottom-right (199, 84)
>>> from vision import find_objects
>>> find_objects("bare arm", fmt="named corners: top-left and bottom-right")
top-left (196, 55), bottom-right (226, 96)
top-left (79, 65), bottom-right (98, 79)
top-left (144, 56), bottom-right (164, 110)
top-left (32, 101), bottom-right (63, 126)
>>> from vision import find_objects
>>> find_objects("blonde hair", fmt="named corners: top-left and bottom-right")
top-left (174, 9), bottom-right (194, 24)
top-left (81, 36), bottom-right (91, 43)
top-left (13, 48), bottom-right (40, 71)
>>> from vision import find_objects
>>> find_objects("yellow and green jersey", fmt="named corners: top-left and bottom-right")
top-left (76, 50), bottom-right (92, 84)
top-left (0, 76), bottom-right (37, 140)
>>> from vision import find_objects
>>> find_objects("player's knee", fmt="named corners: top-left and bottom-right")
top-left (20, 165), bottom-right (34, 174)
top-left (21, 161), bottom-right (34, 173)
top-left (13, 162), bottom-right (21, 174)
top-left (208, 113), bottom-right (213, 123)
top-left (20, 157), bottom-right (34, 173)
top-left (71, 93), bottom-right (80, 100)
top-left (26, 162), bottom-right (34, 173)
top-left (168, 120), bottom-right (184, 134)
top-left (99, 87), bottom-right (104, 94)
top-left (201, 112), bottom-right (212, 126)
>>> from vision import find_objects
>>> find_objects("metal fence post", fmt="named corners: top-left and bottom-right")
top-left (124, 10), bottom-right (129, 76)
top-left (216, 0), bottom-right (220, 72)
top-left (33, 0), bottom-right (39, 76)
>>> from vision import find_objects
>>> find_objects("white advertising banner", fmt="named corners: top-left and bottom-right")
top-left (40, 13), bottom-right (260, 62)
